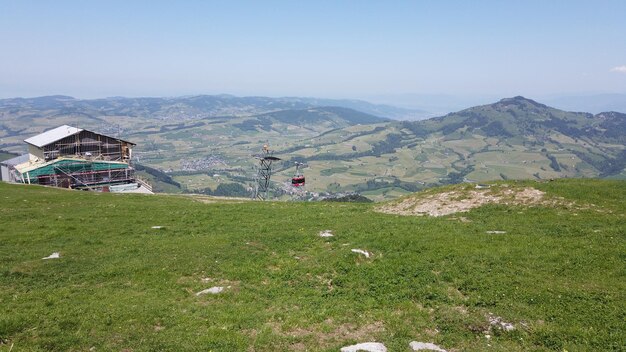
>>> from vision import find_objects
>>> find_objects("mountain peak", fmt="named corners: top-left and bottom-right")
top-left (499, 95), bottom-right (530, 102)
top-left (595, 111), bottom-right (626, 119)
top-left (497, 96), bottom-right (547, 108)
top-left (415, 96), bottom-right (604, 139)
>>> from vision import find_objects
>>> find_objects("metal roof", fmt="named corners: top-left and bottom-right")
top-left (0, 154), bottom-right (29, 166)
top-left (23, 125), bottom-right (136, 147)
top-left (24, 125), bottom-right (83, 148)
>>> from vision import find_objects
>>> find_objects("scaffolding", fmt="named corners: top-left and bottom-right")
top-left (39, 130), bottom-right (133, 162)
top-left (22, 159), bottom-right (135, 190)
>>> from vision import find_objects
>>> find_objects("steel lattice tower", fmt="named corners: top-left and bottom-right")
top-left (253, 145), bottom-right (281, 200)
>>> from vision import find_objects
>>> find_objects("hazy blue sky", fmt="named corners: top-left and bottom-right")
top-left (1, 0), bottom-right (625, 100)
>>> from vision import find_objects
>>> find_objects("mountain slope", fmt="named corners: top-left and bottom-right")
top-left (403, 96), bottom-right (624, 143)
top-left (276, 97), bottom-right (625, 199)
top-left (258, 106), bottom-right (387, 126)
top-left (226, 107), bottom-right (387, 135)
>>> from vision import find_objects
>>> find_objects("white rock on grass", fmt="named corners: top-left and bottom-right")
top-left (488, 314), bottom-right (515, 331)
top-left (409, 341), bottom-right (447, 351)
top-left (195, 286), bottom-right (225, 296)
top-left (485, 230), bottom-right (506, 234)
top-left (340, 342), bottom-right (387, 352)
top-left (319, 230), bottom-right (334, 237)
top-left (42, 252), bottom-right (60, 260)
top-left (151, 226), bottom-right (165, 229)
top-left (351, 249), bottom-right (371, 258)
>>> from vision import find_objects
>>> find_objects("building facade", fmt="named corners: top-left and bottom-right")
top-left (1, 125), bottom-right (150, 192)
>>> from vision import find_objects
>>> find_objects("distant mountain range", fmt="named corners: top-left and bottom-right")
top-left (0, 94), bottom-right (427, 121)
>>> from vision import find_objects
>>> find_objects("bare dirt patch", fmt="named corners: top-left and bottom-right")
top-left (187, 194), bottom-right (250, 204)
top-left (256, 319), bottom-right (385, 350)
top-left (376, 184), bottom-right (578, 217)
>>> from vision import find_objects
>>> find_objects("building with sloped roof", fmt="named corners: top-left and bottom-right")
top-left (1, 125), bottom-right (151, 193)
top-left (24, 125), bottom-right (134, 162)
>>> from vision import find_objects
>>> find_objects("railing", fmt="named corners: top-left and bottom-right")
top-left (53, 165), bottom-right (96, 191)
top-left (9, 167), bottom-right (23, 183)
top-left (135, 176), bottom-right (153, 192)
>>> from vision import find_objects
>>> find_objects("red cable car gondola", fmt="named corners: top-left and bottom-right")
top-left (291, 175), bottom-right (305, 186)
top-left (291, 162), bottom-right (305, 187)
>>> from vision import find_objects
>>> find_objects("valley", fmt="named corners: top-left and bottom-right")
top-left (1, 95), bottom-right (624, 200)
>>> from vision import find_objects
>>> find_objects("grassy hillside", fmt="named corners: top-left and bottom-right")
top-left (277, 97), bottom-right (625, 199)
top-left (0, 179), bottom-right (624, 351)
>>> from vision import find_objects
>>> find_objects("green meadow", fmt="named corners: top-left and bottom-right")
top-left (0, 179), bottom-right (624, 351)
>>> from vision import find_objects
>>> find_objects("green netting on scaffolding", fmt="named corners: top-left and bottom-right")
top-left (23, 159), bottom-right (129, 180)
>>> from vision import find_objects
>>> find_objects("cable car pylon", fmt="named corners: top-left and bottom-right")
top-left (253, 144), bottom-right (281, 201)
